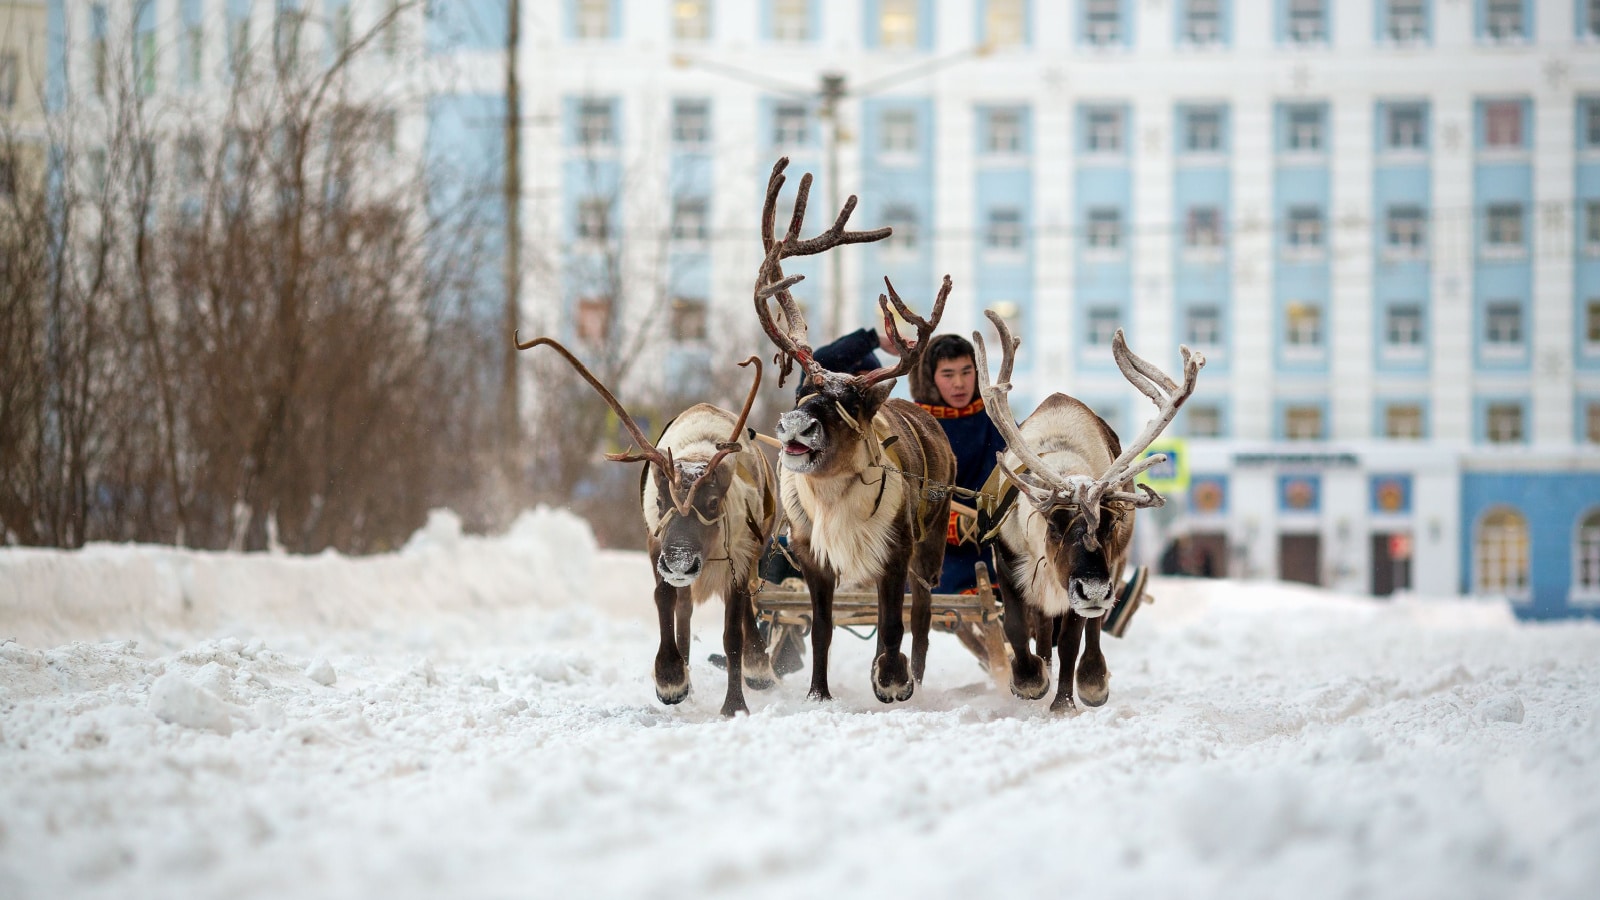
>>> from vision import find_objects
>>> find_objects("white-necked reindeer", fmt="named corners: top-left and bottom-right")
top-left (974, 312), bottom-right (1203, 712)
top-left (753, 158), bottom-right (957, 704)
top-left (516, 336), bottom-right (779, 716)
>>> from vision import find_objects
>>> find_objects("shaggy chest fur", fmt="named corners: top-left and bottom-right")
top-left (781, 441), bottom-right (906, 588)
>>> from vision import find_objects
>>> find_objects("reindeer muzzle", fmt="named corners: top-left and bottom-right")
top-left (657, 546), bottom-right (705, 587)
top-left (775, 411), bottom-right (823, 472)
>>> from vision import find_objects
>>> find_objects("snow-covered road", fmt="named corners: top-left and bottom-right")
top-left (3, 509), bottom-right (1598, 899)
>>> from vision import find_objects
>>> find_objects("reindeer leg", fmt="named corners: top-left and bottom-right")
top-left (800, 559), bottom-right (835, 702)
top-left (1031, 608), bottom-right (1056, 672)
top-left (1075, 614), bottom-right (1110, 707)
top-left (871, 552), bottom-right (915, 704)
top-left (1050, 611), bottom-right (1086, 713)
top-left (652, 577), bottom-right (690, 705)
top-left (739, 586), bottom-right (776, 691)
top-left (674, 592), bottom-right (693, 661)
top-left (719, 584), bottom-right (750, 717)
top-left (995, 554), bottom-right (1048, 701)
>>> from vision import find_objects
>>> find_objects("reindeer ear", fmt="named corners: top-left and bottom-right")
top-left (863, 378), bottom-right (896, 411)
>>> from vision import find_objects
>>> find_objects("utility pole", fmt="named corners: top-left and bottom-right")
top-left (500, 0), bottom-right (522, 494)
top-left (819, 73), bottom-right (848, 338)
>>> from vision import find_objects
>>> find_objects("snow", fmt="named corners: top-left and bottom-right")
top-left (3, 508), bottom-right (1600, 899)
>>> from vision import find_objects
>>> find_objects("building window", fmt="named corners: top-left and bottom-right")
top-left (880, 109), bottom-right (918, 154)
top-left (1484, 203), bottom-right (1523, 251)
top-left (673, 99), bottom-right (710, 145)
top-left (91, 4), bottom-right (108, 97)
top-left (1085, 107), bottom-right (1123, 153)
top-left (1577, 511), bottom-right (1600, 597)
top-left (880, 0), bottom-right (918, 47)
top-left (1285, 405), bottom-right (1324, 440)
top-left (1484, 0), bottom-right (1524, 41)
top-left (1086, 306), bottom-right (1120, 345)
top-left (0, 53), bottom-right (15, 110)
top-left (0, 159), bottom-right (13, 198)
top-left (576, 296), bottom-right (613, 343)
top-left (1185, 305), bottom-right (1221, 346)
top-left (985, 108), bottom-right (1025, 155)
top-left (1386, 206), bottom-right (1426, 254)
top-left (671, 198), bottom-right (708, 243)
top-left (1385, 304), bottom-right (1424, 347)
top-left (576, 0), bottom-right (612, 39)
top-left (1486, 402), bottom-right (1524, 443)
top-left (1586, 201), bottom-right (1600, 253)
top-left (1384, 403), bottom-right (1424, 439)
top-left (773, 103), bottom-right (808, 146)
top-left (1387, 0), bottom-right (1426, 42)
top-left (1086, 207), bottom-right (1123, 250)
top-left (1286, 206), bottom-right (1324, 251)
top-left (1386, 104), bottom-right (1426, 150)
top-left (1587, 0), bottom-right (1600, 38)
top-left (1188, 404), bottom-right (1223, 438)
top-left (674, 0), bottom-right (710, 41)
top-left (182, 22), bottom-right (204, 84)
top-left (1184, 0), bottom-right (1223, 44)
top-left (577, 198), bottom-right (611, 241)
top-left (881, 204), bottom-right (919, 254)
top-left (772, 0), bottom-right (811, 41)
top-left (1587, 299), bottom-right (1600, 348)
top-left (1185, 207), bottom-right (1222, 249)
top-left (1484, 101), bottom-right (1523, 148)
top-left (986, 0), bottom-right (1026, 46)
top-left (986, 207), bottom-right (1024, 251)
top-left (1084, 0), bottom-right (1121, 46)
top-left (1286, 106), bottom-right (1324, 152)
top-left (1287, 0), bottom-right (1326, 43)
top-left (1286, 302), bottom-right (1323, 346)
top-left (1587, 401), bottom-right (1600, 443)
top-left (1485, 301), bottom-right (1522, 346)
top-left (178, 134), bottom-right (206, 183)
top-left (1184, 107), bottom-right (1223, 153)
top-left (1585, 101), bottom-right (1600, 149)
top-left (1476, 508), bottom-right (1529, 596)
top-left (671, 297), bottom-right (708, 342)
top-left (579, 100), bottom-right (615, 146)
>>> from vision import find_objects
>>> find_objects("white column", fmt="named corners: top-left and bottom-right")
top-left (1330, 93), bottom-right (1375, 440)
top-left (1431, 89), bottom-right (1475, 445)
top-left (1231, 92), bottom-right (1273, 441)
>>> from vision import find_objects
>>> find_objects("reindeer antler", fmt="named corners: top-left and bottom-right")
top-left (973, 310), bottom-right (1077, 510)
top-left (676, 356), bottom-right (764, 512)
top-left (753, 157), bottom-right (892, 388)
top-left (852, 276), bottom-right (950, 388)
top-left (514, 333), bottom-right (671, 471)
top-left (1094, 329), bottom-right (1205, 501)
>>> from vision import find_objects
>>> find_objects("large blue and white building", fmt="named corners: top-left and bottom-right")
top-left (46, 0), bottom-right (1600, 615)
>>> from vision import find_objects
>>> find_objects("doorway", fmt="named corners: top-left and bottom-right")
top-left (1279, 533), bottom-right (1321, 586)
top-left (1370, 531), bottom-right (1413, 597)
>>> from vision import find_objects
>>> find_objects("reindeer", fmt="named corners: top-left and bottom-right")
top-left (516, 336), bottom-right (779, 717)
top-left (973, 312), bottom-right (1203, 712)
top-left (752, 158), bottom-right (957, 704)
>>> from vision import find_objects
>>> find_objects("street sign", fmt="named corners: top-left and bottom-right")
top-left (1137, 437), bottom-right (1190, 495)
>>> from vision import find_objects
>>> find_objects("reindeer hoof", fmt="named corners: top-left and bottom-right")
top-left (654, 654), bottom-right (690, 705)
top-left (743, 656), bottom-right (777, 691)
top-left (1049, 691), bottom-right (1079, 714)
top-left (1076, 658), bottom-right (1110, 708)
top-left (1010, 654), bottom-right (1050, 701)
top-left (719, 697), bottom-right (750, 717)
top-left (871, 652), bottom-right (915, 704)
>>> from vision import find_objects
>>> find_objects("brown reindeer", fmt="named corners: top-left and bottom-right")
top-left (516, 336), bottom-right (779, 716)
top-left (753, 158), bottom-right (957, 704)
top-left (973, 312), bottom-right (1203, 712)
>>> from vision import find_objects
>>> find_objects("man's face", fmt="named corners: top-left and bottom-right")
top-left (934, 356), bottom-right (976, 409)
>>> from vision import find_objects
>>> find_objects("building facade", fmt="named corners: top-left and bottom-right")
top-left (48, 1), bottom-right (1600, 614)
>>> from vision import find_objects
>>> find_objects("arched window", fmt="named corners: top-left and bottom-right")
top-left (1576, 510), bottom-right (1600, 601)
top-left (1476, 507), bottom-right (1530, 600)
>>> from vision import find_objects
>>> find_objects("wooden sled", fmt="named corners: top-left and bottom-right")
top-left (752, 561), bottom-right (1011, 688)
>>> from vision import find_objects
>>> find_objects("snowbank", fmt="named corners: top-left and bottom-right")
top-left (0, 508), bottom-right (598, 648)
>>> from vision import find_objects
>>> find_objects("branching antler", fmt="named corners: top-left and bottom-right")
top-left (973, 317), bottom-right (1205, 551)
top-left (515, 334), bottom-right (763, 517)
top-left (752, 157), bottom-right (892, 387)
top-left (853, 276), bottom-right (951, 388)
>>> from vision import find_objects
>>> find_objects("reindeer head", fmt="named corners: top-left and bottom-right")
top-left (751, 158), bottom-right (948, 477)
top-left (975, 311), bottom-right (1204, 617)
top-left (515, 335), bottom-right (763, 588)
